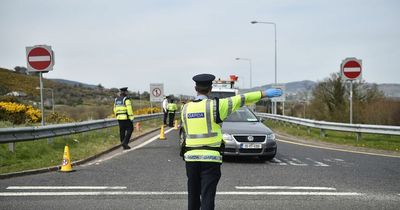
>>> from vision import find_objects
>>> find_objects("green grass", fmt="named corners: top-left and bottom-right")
top-left (0, 119), bottom-right (163, 174)
top-left (265, 120), bottom-right (400, 152)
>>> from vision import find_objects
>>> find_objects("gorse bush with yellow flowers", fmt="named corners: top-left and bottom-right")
top-left (133, 107), bottom-right (161, 115)
top-left (0, 102), bottom-right (41, 124)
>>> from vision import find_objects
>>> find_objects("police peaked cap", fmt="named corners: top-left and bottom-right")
top-left (192, 74), bottom-right (216, 87)
top-left (119, 87), bottom-right (128, 91)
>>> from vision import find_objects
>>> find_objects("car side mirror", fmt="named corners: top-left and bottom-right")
top-left (259, 117), bottom-right (265, 123)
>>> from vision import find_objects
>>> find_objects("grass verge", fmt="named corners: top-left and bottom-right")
top-left (265, 120), bottom-right (400, 152)
top-left (0, 119), bottom-right (163, 174)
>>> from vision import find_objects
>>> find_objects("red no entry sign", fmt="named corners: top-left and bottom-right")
top-left (341, 58), bottom-right (362, 80)
top-left (26, 45), bottom-right (54, 72)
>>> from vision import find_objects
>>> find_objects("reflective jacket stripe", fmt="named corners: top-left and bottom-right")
top-left (184, 154), bottom-right (222, 162)
top-left (227, 98), bottom-right (233, 116)
top-left (240, 94), bottom-right (245, 107)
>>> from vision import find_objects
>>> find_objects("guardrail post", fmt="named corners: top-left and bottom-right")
top-left (8, 142), bottom-right (15, 152)
top-left (307, 127), bottom-right (311, 135)
top-left (356, 132), bottom-right (362, 142)
top-left (320, 129), bottom-right (325, 138)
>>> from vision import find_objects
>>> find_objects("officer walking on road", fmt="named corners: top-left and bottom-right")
top-left (167, 99), bottom-right (178, 127)
top-left (181, 74), bottom-right (282, 210)
top-left (113, 87), bottom-right (134, 150)
top-left (162, 96), bottom-right (169, 126)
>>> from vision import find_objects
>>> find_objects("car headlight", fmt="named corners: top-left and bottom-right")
top-left (222, 133), bottom-right (233, 142)
top-left (267, 133), bottom-right (275, 140)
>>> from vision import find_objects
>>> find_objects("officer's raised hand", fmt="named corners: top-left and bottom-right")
top-left (263, 88), bottom-right (283, 98)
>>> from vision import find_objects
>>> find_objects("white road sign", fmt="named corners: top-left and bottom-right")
top-left (150, 83), bottom-right (164, 102)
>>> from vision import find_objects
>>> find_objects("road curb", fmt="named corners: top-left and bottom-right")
top-left (0, 128), bottom-right (160, 180)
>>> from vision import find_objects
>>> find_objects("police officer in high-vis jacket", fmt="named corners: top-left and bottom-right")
top-left (113, 87), bottom-right (134, 150)
top-left (181, 74), bottom-right (282, 210)
top-left (167, 99), bottom-right (178, 127)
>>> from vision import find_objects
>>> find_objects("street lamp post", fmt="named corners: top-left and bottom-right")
top-left (235, 58), bottom-right (252, 88)
top-left (251, 20), bottom-right (278, 114)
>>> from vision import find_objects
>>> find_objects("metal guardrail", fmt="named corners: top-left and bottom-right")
top-left (0, 113), bottom-right (163, 144)
top-left (255, 113), bottom-right (400, 139)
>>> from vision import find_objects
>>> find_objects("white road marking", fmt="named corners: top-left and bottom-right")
top-left (284, 158), bottom-right (308, 166)
top-left (235, 186), bottom-right (336, 191)
top-left (85, 128), bottom-right (174, 165)
top-left (271, 158), bottom-right (287, 165)
top-left (6, 186), bottom-right (126, 190)
top-left (306, 158), bottom-right (330, 167)
top-left (276, 138), bottom-right (400, 158)
top-left (0, 191), bottom-right (363, 196)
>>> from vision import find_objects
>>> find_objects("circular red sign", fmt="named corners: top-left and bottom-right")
top-left (152, 88), bottom-right (161, 97)
top-left (342, 60), bottom-right (361, 79)
top-left (27, 47), bottom-right (52, 70)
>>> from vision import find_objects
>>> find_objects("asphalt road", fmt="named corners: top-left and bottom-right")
top-left (0, 127), bottom-right (399, 210)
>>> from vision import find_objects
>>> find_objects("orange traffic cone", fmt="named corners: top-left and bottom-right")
top-left (135, 122), bottom-right (141, 132)
top-left (159, 125), bottom-right (166, 140)
top-left (60, 145), bottom-right (74, 172)
top-left (174, 120), bottom-right (179, 130)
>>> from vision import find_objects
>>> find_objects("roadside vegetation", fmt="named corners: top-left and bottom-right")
top-left (0, 118), bottom-right (163, 174)
top-left (265, 120), bottom-right (400, 152)
top-left (284, 72), bottom-right (400, 126)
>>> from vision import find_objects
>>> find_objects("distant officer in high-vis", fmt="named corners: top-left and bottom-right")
top-left (162, 96), bottom-right (169, 125)
top-left (181, 74), bottom-right (282, 210)
top-left (113, 87), bottom-right (134, 150)
top-left (167, 99), bottom-right (178, 127)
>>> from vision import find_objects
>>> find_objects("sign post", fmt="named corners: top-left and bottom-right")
top-left (341, 57), bottom-right (362, 124)
top-left (271, 84), bottom-right (286, 115)
top-left (26, 45), bottom-right (55, 126)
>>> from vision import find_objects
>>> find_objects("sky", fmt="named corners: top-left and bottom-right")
top-left (1, 0), bottom-right (399, 96)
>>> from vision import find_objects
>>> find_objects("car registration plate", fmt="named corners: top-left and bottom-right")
top-left (240, 143), bottom-right (262, 149)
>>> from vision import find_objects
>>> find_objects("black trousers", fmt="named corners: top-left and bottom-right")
top-left (186, 162), bottom-right (221, 210)
top-left (163, 110), bottom-right (169, 125)
top-left (168, 111), bottom-right (175, 127)
top-left (118, 120), bottom-right (133, 146)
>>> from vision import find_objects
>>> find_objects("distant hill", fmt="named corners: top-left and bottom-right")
top-left (0, 67), bottom-right (117, 106)
top-left (242, 80), bottom-right (400, 100)
top-left (50, 79), bottom-right (97, 89)
top-left (2, 67), bottom-right (399, 104)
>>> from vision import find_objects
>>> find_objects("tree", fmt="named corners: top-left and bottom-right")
top-left (308, 73), bottom-right (384, 123)
top-left (14, 66), bottom-right (28, 74)
top-left (309, 73), bottom-right (347, 122)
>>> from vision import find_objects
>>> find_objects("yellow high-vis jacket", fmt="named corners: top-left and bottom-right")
top-left (167, 103), bottom-right (178, 112)
top-left (181, 91), bottom-right (262, 163)
top-left (114, 96), bottom-right (134, 121)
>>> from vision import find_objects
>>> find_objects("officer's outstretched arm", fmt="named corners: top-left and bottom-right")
top-left (218, 89), bottom-right (282, 121)
top-left (218, 91), bottom-right (262, 121)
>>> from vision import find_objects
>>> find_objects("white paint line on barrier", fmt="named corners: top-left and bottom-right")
top-left (235, 186), bottom-right (336, 191)
top-left (0, 191), bottom-right (363, 197)
top-left (7, 186), bottom-right (127, 190)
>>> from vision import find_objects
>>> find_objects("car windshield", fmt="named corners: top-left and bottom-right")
top-left (225, 107), bottom-right (259, 122)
